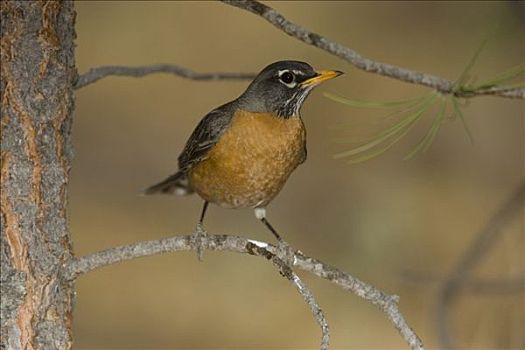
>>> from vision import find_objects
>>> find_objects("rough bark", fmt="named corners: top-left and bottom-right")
top-left (0, 1), bottom-right (76, 349)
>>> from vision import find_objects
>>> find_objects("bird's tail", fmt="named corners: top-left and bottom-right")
top-left (143, 171), bottom-right (194, 195)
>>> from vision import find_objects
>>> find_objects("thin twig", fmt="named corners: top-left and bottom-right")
top-left (246, 242), bottom-right (330, 350)
top-left (74, 64), bottom-right (256, 89)
top-left (221, 0), bottom-right (524, 99)
top-left (74, 2), bottom-right (524, 99)
top-left (294, 252), bottom-right (424, 350)
top-left (68, 234), bottom-right (424, 350)
top-left (436, 180), bottom-right (525, 350)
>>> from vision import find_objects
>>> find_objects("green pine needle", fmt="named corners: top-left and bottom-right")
top-left (325, 30), bottom-right (524, 163)
top-left (403, 98), bottom-right (447, 160)
top-left (453, 30), bottom-right (492, 91)
top-left (324, 92), bottom-right (425, 109)
top-left (451, 97), bottom-right (474, 145)
top-left (471, 62), bottom-right (525, 90)
top-left (346, 114), bottom-right (423, 164)
top-left (334, 94), bottom-right (437, 162)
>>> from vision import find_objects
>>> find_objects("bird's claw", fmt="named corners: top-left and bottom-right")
top-left (275, 239), bottom-right (296, 267)
top-left (191, 222), bottom-right (207, 261)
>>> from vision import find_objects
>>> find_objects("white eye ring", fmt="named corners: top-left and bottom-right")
top-left (278, 70), bottom-right (297, 88)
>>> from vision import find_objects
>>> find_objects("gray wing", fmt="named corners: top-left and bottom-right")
top-left (143, 102), bottom-right (236, 195)
top-left (178, 101), bottom-right (236, 172)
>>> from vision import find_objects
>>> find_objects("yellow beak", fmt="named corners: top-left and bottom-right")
top-left (301, 70), bottom-right (344, 87)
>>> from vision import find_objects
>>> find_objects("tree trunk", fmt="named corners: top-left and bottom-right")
top-left (1, 1), bottom-right (76, 349)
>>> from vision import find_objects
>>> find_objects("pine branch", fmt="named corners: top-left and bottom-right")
top-left (68, 234), bottom-right (424, 350)
top-left (74, 64), bottom-right (255, 89)
top-left (221, 0), bottom-right (524, 99)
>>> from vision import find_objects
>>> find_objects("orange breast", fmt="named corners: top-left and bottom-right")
top-left (189, 110), bottom-right (306, 209)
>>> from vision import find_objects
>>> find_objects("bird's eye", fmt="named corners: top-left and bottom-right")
top-left (279, 71), bottom-right (295, 85)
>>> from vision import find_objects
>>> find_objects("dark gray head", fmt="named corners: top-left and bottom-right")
top-left (237, 60), bottom-right (343, 118)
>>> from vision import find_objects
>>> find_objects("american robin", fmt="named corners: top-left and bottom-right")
top-left (145, 60), bottom-right (342, 241)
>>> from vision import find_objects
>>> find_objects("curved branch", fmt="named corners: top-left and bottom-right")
top-left (74, 2), bottom-right (524, 99)
top-left (294, 252), bottom-right (423, 350)
top-left (221, 0), bottom-right (524, 99)
top-left (68, 234), bottom-right (424, 350)
top-left (74, 64), bottom-right (256, 89)
top-left (246, 242), bottom-right (330, 349)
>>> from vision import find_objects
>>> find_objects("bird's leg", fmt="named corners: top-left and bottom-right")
top-left (198, 200), bottom-right (209, 226)
top-left (254, 207), bottom-right (282, 241)
top-left (254, 207), bottom-right (295, 267)
top-left (192, 201), bottom-right (209, 261)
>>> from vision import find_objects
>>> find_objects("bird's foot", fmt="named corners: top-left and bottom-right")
top-left (191, 222), bottom-right (208, 261)
top-left (275, 239), bottom-right (296, 268)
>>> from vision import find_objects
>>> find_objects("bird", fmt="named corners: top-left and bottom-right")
top-left (144, 60), bottom-right (342, 242)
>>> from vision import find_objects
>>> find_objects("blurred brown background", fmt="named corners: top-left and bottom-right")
top-left (71, 1), bottom-right (524, 349)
